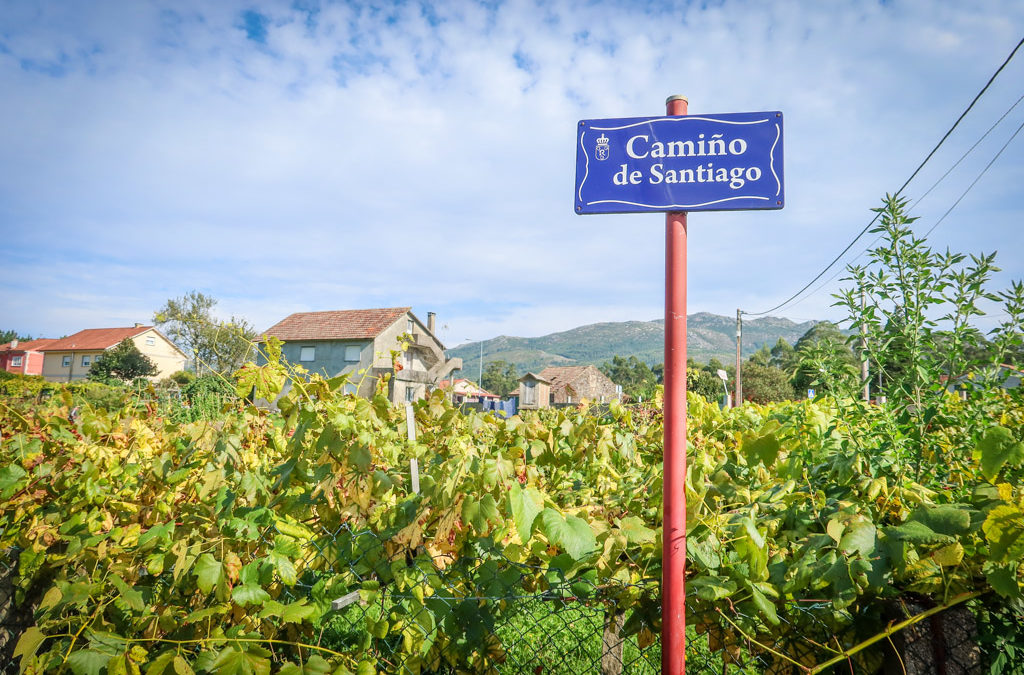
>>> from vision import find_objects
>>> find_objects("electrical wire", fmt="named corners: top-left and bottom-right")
top-left (775, 94), bottom-right (1024, 313)
top-left (743, 35), bottom-right (1024, 317)
top-left (922, 116), bottom-right (1024, 239)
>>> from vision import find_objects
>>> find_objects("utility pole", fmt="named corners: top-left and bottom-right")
top-left (861, 289), bottom-right (870, 402)
top-left (734, 309), bottom-right (743, 406)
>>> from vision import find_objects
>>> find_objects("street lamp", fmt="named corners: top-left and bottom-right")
top-left (461, 339), bottom-right (485, 395)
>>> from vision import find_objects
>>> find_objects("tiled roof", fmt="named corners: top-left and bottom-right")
top-left (262, 308), bottom-right (411, 341)
top-left (440, 378), bottom-right (498, 398)
top-left (538, 366), bottom-right (592, 389)
top-left (40, 326), bottom-right (153, 351)
top-left (0, 338), bottom-right (57, 352)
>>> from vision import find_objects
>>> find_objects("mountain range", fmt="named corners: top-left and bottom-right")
top-left (447, 312), bottom-right (818, 376)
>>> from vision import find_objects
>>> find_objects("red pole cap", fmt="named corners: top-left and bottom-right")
top-left (665, 95), bottom-right (688, 116)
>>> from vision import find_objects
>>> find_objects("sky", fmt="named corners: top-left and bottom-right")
top-left (2, 0), bottom-right (1023, 349)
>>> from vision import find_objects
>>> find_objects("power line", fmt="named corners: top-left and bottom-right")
top-left (922, 116), bottom-right (1024, 239)
top-left (912, 92), bottom-right (1024, 210)
top-left (744, 35), bottom-right (1024, 317)
top-left (777, 93), bottom-right (1024, 312)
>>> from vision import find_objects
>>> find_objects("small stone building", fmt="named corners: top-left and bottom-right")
top-left (539, 365), bottom-right (620, 405)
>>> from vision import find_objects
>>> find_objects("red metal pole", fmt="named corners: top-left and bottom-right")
top-left (662, 94), bottom-right (688, 675)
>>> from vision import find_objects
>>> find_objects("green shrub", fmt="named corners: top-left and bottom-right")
top-left (164, 370), bottom-right (196, 386)
top-left (171, 373), bottom-right (236, 421)
top-left (66, 380), bottom-right (130, 411)
top-left (0, 371), bottom-right (51, 399)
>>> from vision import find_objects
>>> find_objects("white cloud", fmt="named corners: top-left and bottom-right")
top-left (2, 0), bottom-right (1023, 347)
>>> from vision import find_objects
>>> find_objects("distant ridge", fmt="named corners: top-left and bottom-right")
top-left (447, 313), bottom-right (817, 375)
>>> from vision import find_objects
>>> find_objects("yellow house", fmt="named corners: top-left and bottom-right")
top-left (39, 324), bottom-right (187, 382)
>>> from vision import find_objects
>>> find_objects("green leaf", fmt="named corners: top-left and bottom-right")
top-left (278, 656), bottom-right (334, 675)
top-left (211, 647), bottom-right (271, 675)
top-left (908, 505), bottom-right (971, 537)
top-left (618, 516), bottom-right (656, 545)
top-left (194, 554), bottom-right (223, 595)
top-left (689, 575), bottom-right (736, 601)
top-left (111, 575), bottom-right (145, 611)
top-left (839, 520), bottom-right (876, 557)
top-left (67, 649), bottom-right (112, 675)
top-left (138, 522), bottom-right (175, 549)
top-left (688, 539), bottom-right (721, 570)
top-left (748, 584), bottom-right (780, 625)
top-left (183, 604), bottom-right (230, 625)
top-left (741, 432), bottom-right (781, 468)
top-left (232, 584), bottom-right (271, 607)
top-left (539, 509), bottom-right (597, 560)
top-left (259, 599), bottom-right (316, 624)
top-left (509, 484), bottom-right (544, 542)
top-left (978, 426), bottom-right (1024, 483)
top-left (348, 444), bottom-right (372, 473)
top-left (13, 627), bottom-right (45, 661)
top-left (476, 494), bottom-right (499, 530)
top-left (0, 463), bottom-right (27, 497)
top-left (145, 650), bottom-right (176, 675)
top-left (985, 564), bottom-right (1022, 599)
top-left (885, 521), bottom-right (955, 545)
top-left (266, 551), bottom-right (298, 586)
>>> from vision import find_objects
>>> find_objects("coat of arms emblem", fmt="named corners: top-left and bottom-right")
top-left (595, 134), bottom-right (610, 161)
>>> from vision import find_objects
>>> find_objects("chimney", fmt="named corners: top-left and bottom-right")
top-left (427, 312), bottom-right (436, 334)
top-left (10, 340), bottom-right (18, 349)
top-left (134, 322), bottom-right (144, 328)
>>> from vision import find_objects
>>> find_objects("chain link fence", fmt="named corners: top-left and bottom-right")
top-left (4, 527), bottom-right (1019, 674)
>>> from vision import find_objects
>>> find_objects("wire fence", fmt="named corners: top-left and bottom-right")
top-left (4, 523), bottom-right (1018, 674)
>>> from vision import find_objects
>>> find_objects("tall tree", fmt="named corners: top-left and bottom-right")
top-left (480, 360), bottom-right (519, 397)
top-left (154, 291), bottom-right (256, 374)
top-left (791, 321), bottom-right (859, 395)
top-left (88, 339), bottom-right (158, 383)
top-left (741, 362), bottom-right (796, 404)
top-left (600, 355), bottom-right (658, 401)
top-left (0, 330), bottom-right (33, 344)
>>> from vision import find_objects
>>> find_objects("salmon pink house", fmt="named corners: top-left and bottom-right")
top-left (0, 339), bottom-right (56, 376)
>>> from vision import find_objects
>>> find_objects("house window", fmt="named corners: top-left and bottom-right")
top-left (407, 318), bottom-right (414, 333)
top-left (343, 383), bottom-right (358, 396)
top-left (299, 346), bottom-right (315, 362)
top-left (81, 355), bottom-right (91, 367)
top-left (344, 345), bottom-right (360, 362)
top-left (145, 336), bottom-right (155, 346)
top-left (11, 356), bottom-right (22, 367)
top-left (405, 386), bottom-right (416, 402)
top-left (62, 356), bottom-right (71, 368)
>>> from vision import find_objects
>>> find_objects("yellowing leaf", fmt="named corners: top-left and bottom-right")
top-left (930, 543), bottom-right (964, 567)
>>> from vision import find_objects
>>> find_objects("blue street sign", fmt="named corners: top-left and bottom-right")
top-left (575, 111), bottom-right (784, 214)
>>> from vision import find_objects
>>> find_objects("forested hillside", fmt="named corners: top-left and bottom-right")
top-left (448, 312), bottom-right (816, 375)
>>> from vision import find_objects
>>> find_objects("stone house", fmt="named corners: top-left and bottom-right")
top-left (260, 307), bottom-right (461, 404)
top-left (38, 325), bottom-right (187, 382)
top-left (537, 365), bottom-right (620, 405)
